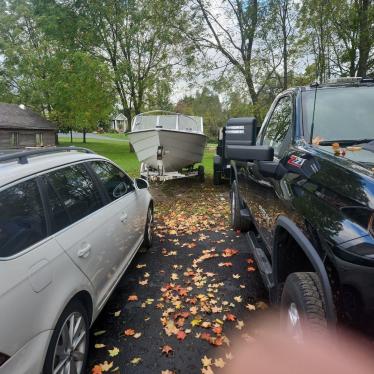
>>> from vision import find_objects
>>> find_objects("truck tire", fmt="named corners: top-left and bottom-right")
top-left (230, 180), bottom-right (251, 232)
top-left (213, 169), bottom-right (222, 185)
top-left (281, 272), bottom-right (327, 338)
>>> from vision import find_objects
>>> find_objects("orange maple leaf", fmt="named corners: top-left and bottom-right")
top-left (226, 313), bottom-right (237, 321)
top-left (212, 326), bottom-right (222, 335)
top-left (222, 248), bottom-right (239, 257)
top-left (128, 295), bottom-right (138, 301)
top-left (124, 329), bottom-right (135, 336)
top-left (247, 266), bottom-right (256, 272)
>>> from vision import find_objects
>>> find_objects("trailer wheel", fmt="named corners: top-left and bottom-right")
top-left (197, 165), bottom-right (205, 182)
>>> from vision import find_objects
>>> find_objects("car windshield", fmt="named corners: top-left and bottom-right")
top-left (302, 86), bottom-right (374, 143)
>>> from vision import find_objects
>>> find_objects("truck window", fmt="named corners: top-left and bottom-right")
top-left (262, 95), bottom-right (293, 156)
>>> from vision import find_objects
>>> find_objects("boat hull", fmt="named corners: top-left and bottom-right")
top-left (128, 129), bottom-right (206, 172)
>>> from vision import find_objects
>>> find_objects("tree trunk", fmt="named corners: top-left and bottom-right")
top-left (70, 129), bottom-right (73, 143)
top-left (83, 128), bottom-right (86, 143)
top-left (357, 0), bottom-right (370, 77)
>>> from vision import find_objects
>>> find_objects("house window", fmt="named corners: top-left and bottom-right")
top-left (35, 133), bottom-right (43, 146)
top-left (10, 132), bottom-right (19, 146)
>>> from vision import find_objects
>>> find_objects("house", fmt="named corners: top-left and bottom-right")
top-left (0, 103), bottom-right (57, 149)
top-left (111, 113), bottom-right (128, 132)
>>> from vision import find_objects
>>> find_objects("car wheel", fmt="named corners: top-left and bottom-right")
top-left (142, 205), bottom-right (153, 249)
top-left (281, 272), bottom-right (327, 340)
top-left (43, 300), bottom-right (89, 374)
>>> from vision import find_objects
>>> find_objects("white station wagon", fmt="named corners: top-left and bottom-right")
top-left (0, 147), bottom-right (153, 374)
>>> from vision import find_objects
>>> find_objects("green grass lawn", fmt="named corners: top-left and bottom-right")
top-left (59, 137), bottom-right (214, 177)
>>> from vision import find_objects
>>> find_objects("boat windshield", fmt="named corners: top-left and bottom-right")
top-left (132, 113), bottom-right (204, 133)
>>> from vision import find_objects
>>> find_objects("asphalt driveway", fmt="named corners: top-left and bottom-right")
top-left (87, 180), bottom-right (267, 374)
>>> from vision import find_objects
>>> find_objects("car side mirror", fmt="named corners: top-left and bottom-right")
top-left (135, 178), bottom-right (149, 189)
top-left (225, 145), bottom-right (274, 161)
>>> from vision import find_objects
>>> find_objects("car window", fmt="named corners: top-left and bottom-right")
top-left (262, 95), bottom-right (293, 156)
top-left (90, 161), bottom-right (135, 201)
top-left (46, 164), bottom-right (103, 224)
top-left (0, 179), bottom-right (47, 257)
top-left (44, 179), bottom-right (71, 233)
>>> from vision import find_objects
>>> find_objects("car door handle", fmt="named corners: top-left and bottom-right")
top-left (77, 244), bottom-right (91, 258)
top-left (120, 212), bottom-right (128, 223)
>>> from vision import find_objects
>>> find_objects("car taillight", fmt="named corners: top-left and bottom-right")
top-left (0, 353), bottom-right (9, 367)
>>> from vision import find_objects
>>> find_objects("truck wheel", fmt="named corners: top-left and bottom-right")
top-left (213, 169), bottom-right (222, 185)
top-left (197, 165), bottom-right (205, 182)
top-left (281, 272), bottom-right (327, 339)
top-left (230, 181), bottom-right (251, 232)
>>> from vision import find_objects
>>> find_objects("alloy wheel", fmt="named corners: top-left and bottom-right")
top-left (52, 311), bottom-right (87, 374)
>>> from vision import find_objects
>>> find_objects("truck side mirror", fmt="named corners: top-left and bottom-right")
top-left (224, 117), bottom-right (257, 160)
top-left (225, 145), bottom-right (274, 162)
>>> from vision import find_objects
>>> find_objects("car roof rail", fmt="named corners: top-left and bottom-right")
top-left (0, 147), bottom-right (96, 165)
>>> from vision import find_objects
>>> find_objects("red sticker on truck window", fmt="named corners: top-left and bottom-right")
top-left (287, 155), bottom-right (306, 168)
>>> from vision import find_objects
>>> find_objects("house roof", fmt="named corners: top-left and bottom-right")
top-left (0, 103), bottom-right (57, 131)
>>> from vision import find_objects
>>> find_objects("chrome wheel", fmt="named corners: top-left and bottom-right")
top-left (287, 302), bottom-right (303, 341)
top-left (52, 312), bottom-right (87, 374)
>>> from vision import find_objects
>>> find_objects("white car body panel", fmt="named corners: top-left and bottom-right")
top-left (0, 150), bottom-right (152, 374)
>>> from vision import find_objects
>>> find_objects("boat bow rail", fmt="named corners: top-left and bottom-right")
top-left (131, 111), bottom-right (204, 134)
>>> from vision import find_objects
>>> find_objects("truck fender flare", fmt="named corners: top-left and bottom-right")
top-left (273, 215), bottom-right (337, 324)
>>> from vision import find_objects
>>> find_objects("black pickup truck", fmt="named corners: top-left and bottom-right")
top-left (226, 78), bottom-right (374, 334)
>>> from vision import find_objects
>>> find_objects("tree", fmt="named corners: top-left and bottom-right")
top-left (44, 0), bottom-right (191, 127)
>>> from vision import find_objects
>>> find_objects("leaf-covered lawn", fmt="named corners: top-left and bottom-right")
top-left (87, 181), bottom-right (267, 374)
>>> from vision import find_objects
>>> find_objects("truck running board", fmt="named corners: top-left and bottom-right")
top-left (246, 231), bottom-right (275, 289)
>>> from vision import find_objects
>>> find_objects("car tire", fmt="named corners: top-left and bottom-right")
top-left (230, 180), bottom-right (251, 232)
top-left (43, 300), bottom-right (89, 374)
top-left (280, 272), bottom-right (327, 339)
top-left (142, 205), bottom-right (153, 250)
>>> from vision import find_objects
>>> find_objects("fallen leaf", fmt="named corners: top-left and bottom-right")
top-left (128, 295), bottom-right (138, 301)
top-left (130, 357), bottom-right (142, 365)
top-left (245, 303), bottom-right (256, 311)
top-left (247, 266), bottom-right (256, 272)
top-left (214, 358), bottom-right (226, 368)
top-left (114, 310), bottom-right (121, 317)
top-left (235, 320), bottom-right (245, 330)
top-left (94, 343), bottom-right (106, 349)
top-left (201, 355), bottom-right (212, 367)
top-left (134, 332), bottom-right (142, 339)
top-left (256, 301), bottom-right (269, 310)
top-left (218, 262), bottom-right (232, 267)
top-left (234, 295), bottom-right (243, 303)
top-left (201, 367), bottom-right (214, 374)
top-left (94, 330), bottom-right (106, 336)
top-left (161, 345), bottom-right (173, 356)
top-left (161, 371), bottom-right (175, 374)
top-left (92, 365), bottom-right (102, 374)
top-left (100, 361), bottom-right (113, 372)
top-left (176, 330), bottom-right (186, 341)
top-left (225, 313), bottom-right (237, 321)
top-left (232, 273), bottom-right (240, 279)
top-left (108, 347), bottom-right (119, 357)
top-left (222, 248), bottom-right (239, 257)
top-left (225, 352), bottom-right (234, 360)
top-left (212, 325), bottom-right (222, 335)
top-left (124, 329), bottom-right (135, 336)
top-left (139, 279), bottom-right (148, 286)
top-left (136, 264), bottom-right (146, 268)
